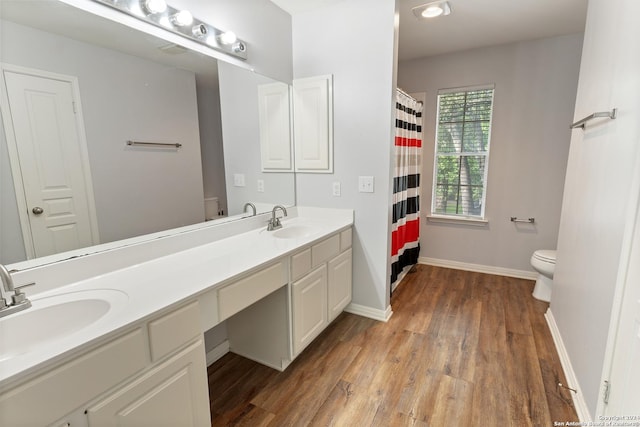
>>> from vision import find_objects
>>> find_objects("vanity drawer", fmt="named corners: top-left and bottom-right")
top-left (218, 262), bottom-right (285, 321)
top-left (148, 301), bottom-right (201, 362)
top-left (312, 235), bottom-right (340, 268)
top-left (0, 328), bottom-right (147, 426)
top-left (291, 248), bottom-right (312, 282)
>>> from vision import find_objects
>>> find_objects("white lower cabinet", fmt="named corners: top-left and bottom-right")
top-left (328, 248), bottom-right (352, 322)
top-left (0, 301), bottom-right (211, 427)
top-left (291, 229), bottom-right (353, 357)
top-left (292, 265), bottom-right (328, 356)
top-left (86, 339), bottom-right (209, 426)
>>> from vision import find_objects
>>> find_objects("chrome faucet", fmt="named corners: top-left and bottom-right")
top-left (243, 202), bottom-right (257, 216)
top-left (0, 264), bottom-right (34, 318)
top-left (267, 205), bottom-right (288, 231)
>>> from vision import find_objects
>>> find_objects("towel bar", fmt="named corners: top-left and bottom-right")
top-left (510, 217), bottom-right (535, 224)
top-left (570, 109), bottom-right (617, 129)
top-left (126, 140), bottom-right (182, 148)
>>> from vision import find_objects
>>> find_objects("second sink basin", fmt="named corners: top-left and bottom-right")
top-left (0, 289), bottom-right (129, 363)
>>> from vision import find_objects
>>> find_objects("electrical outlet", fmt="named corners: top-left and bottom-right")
top-left (233, 174), bottom-right (245, 187)
top-left (358, 176), bottom-right (374, 193)
top-left (257, 179), bottom-right (265, 192)
top-left (332, 181), bottom-right (341, 196)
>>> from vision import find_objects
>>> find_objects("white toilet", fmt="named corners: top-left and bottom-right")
top-left (530, 249), bottom-right (556, 302)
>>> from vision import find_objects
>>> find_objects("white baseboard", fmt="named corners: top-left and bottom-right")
top-left (545, 308), bottom-right (592, 422)
top-left (418, 257), bottom-right (538, 280)
top-left (344, 303), bottom-right (393, 322)
top-left (206, 340), bottom-right (230, 366)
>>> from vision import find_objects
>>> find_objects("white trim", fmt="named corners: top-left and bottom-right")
top-left (0, 63), bottom-right (100, 258)
top-left (344, 303), bottom-right (393, 322)
top-left (205, 340), bottom-right (230, 367)
top-left (437, 83), bottom-right (496, 95)
top-left (426, 215), bottom-right (489, 226)
top-left (418, 257), bottom-right (537, 280)
top-left (545, 308), bottom-right (592, 422)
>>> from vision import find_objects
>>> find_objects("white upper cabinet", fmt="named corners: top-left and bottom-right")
top-left (258, 82), bottom-right (293, 172)
top-left (293, 75), bottom-right (334, 173)
top-left (258, 75), bottom-right (334, 173)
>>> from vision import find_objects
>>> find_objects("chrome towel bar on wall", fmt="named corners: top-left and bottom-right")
top-left (126, 140), bottom-right (182, 148)
top-left (570, 108), bottom-right (617, 129)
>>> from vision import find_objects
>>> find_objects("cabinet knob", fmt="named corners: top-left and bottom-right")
top-left (32, 207), bottom-right (44, 215)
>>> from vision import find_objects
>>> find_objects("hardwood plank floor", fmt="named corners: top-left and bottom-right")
top-left (208, 264), bottom-right (578, 426)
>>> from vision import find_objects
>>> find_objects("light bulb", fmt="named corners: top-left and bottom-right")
top-left (143, 0), bottom-right (167, 14)
top-left (171, 10), bottom-right (193, 26)
top-left (422, 5), bottom-right (444, 18)
top-left (218, 31), bottom-right (237, 45)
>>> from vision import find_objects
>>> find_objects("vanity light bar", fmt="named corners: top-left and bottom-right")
top-left (93, 0), bottom-right (248, 60)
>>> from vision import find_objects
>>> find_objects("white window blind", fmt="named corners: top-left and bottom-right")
top-left (431, 87), bottom-right (494, 218)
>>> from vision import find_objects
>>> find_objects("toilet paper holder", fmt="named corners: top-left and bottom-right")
top-left (510, 217), bottom-right (535, 223)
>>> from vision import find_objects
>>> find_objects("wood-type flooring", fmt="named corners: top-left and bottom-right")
top-left (208, 264), bottom-right (579, 426)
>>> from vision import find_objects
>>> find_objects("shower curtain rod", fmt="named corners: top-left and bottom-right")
top-left (396, 87), bottom-right (423, 104)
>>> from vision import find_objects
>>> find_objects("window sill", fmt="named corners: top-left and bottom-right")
top-left (426, 215), bottom-right (489, 227)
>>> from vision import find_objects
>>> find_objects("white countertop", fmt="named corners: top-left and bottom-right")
top-left (0, 208), bottom-right (353, 389)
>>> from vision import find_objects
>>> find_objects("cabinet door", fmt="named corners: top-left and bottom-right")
top-left (258, 82), bottom-right (292, 171)
top-left (86, 339), bottom-right (210, 427)
top-left (291, 265), bottom-right (328, 356)
top-left (293, 75), bottom-right (333, 173)
top-left (328, 249), bottom-right (352, 322)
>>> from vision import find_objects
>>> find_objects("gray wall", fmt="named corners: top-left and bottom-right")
top-left (292, 0), bottom-right (398, 313)
top-left (398, 34), bottom-right (583, 273)
top-left (0, 20), bottom-right (207, 254)
top-left (172, 0), bottom-right (293, 83)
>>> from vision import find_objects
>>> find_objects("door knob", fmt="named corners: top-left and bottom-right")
top-left (32, 207), bottom-right (44, 215)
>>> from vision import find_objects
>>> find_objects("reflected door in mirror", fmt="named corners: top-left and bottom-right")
top-left (2, 66), bottom-right (99, 258)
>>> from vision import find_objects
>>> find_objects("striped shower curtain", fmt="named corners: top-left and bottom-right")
top-left (391, 89), bottom-right (422, 291)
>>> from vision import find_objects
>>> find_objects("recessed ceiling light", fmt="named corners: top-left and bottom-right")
top-left (412, 1), bottom-right (451, 19)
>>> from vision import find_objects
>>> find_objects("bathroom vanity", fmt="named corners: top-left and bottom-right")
top-left (0, 207), bottom-right (353, 426)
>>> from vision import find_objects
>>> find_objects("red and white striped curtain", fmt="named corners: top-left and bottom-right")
top-left (391, 89), bottom-right (422, 291)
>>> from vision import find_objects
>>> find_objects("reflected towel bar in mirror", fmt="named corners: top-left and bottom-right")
top-left (126, 140), bottom-right (182, 148)
top-left (570, 108), bottom-right (617, 129)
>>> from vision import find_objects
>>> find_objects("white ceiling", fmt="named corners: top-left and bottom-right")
top-left (271, 0), bottom-right (588, 61)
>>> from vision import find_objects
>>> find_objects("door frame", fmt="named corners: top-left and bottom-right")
top-left (596, 140), bottom-right (640, 416)
top-left (0, 63), bottom-right (100, 259)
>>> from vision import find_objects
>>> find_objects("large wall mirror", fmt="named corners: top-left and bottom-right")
top-left (0, 0), bottom-right (295, 267)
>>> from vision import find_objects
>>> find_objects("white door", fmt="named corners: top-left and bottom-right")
top-left (603, 197), bottom-right (640, 414)
top-left (2, 65), bottom-right (98, 258)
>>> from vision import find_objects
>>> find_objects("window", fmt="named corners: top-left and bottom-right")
top-left (431, 86), bottom-right (494, 218)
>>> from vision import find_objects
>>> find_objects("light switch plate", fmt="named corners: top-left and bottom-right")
top-left (257, 179), bottom-right (265, 192)
top-left (358, 176), bottom-right (374, 193)
top-left (233, 173), bottom-right (245, 187)
top-left (332, 181), bottom-right (341, 196)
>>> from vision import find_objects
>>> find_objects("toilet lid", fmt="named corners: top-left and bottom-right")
top-left (534, 250), bottom-right (556, 263)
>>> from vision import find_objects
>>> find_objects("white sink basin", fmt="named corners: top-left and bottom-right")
top-left (271, 225), bottom-right (316, 239)
top-left (0, 289), bottom-right (128, 362)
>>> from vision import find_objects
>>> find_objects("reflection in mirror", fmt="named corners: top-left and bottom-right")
top-left (0, 0), bottom-right (295, 266)
top-left (219, 61), bottom-right (295, 216)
